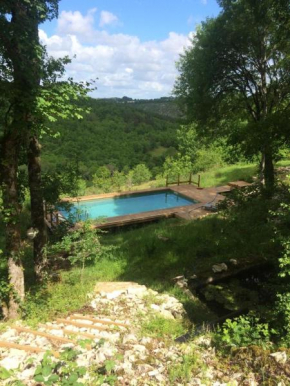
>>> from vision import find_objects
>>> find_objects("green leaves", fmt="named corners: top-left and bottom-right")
top-left (0, 366), bottom-right (12, 380)
top-left (174, 0), bottom-right (290, 188)
top-left (33, 350), bottom-right (86, 386)
top-left (218, 315), bottom-right (272, 348)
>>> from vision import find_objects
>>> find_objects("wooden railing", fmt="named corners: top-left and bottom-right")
top-left (44, 201), bottom-right (61, 229)
top-left (166, 173), bottom-right (201, 188)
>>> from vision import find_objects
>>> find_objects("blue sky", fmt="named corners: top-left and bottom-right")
top-left (41, 0), bottom-right (221, 98)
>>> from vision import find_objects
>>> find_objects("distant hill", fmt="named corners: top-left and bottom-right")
top-left (103, 96), bottom-right (184, 121)
top-left (42, 97), bottom-right (179, 180)
top-left (133, 98), bottom-right (184, 121)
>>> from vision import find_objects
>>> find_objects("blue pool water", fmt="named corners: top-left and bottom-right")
top-left (60, 190), bottom-right (197, 221)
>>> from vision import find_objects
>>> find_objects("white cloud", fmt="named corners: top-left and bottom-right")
top-left (40, 10), bottom-right (192, 99)
top-left (58, 9), bottom-right (97, 41)
top-left (99, 11), bottom-right (119, 28)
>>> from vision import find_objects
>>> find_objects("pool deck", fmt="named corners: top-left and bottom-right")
top-left (61, 181), bottom-right (251, 229)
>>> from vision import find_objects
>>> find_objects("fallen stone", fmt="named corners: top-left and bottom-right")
top-left (270, 351), bottom-right (287, 364)
top-left (212, 263), bottom-right (228, 273)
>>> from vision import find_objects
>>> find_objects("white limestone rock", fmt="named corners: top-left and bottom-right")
top-left (270, 351), bottom-right (287, 364)
top-left (212, 263), bottom-right (228, 273)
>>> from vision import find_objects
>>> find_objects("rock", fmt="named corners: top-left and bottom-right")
top-left (133, 344), bottom-right (147, 354)
top-left (19, 366), bottom-right (37, 380)
top-left (127, 286), bottom-right (147, 296)
top-left (148, 369), bottom-right (159, 377)
top-left (172, 275), bottom-right (185, 282)
top-left (106, 290), bottom-right (124, 299)
top-left (0, 353), bottom-right (26, 370)
top-left (191, 378), bottom-right (202, 385)
top-left (212, 263), bottom-right (228, 273)
top-left (150, 304), bottom-right (160, 311)
top-left (146, 289), bottom-right (158, 295)
top-left (1, 329), bottom-right (18, 340)
top-left (159, 309), bottom-right (174, 319)
top-left (270, 351), bottom-right (287, 364)
top-left (230, 259), bottom-right (238, 265)
top-left (138, 364), bottom-right (154, 373)
top-left (123, 334), bottom-right (138, 344)
top-left (175, 281), bottom-right (187, 289)
top-left (158, 235), bottom-right (169, 241)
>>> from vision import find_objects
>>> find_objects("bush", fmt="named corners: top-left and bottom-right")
top-left (131, 164), bottom-right (152, 185)
top-left (216, 315), bottom-right (272, 348)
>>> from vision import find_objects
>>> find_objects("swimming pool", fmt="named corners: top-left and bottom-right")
top-left (60, 190), bottom-right (197, 221)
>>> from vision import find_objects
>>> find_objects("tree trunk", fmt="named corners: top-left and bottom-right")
top-left (27, 135), bottom-right (47, 279)
top-left (260, 147), bottom-right (275, 194)
top-left (1, 133), bottom-right (24, 318)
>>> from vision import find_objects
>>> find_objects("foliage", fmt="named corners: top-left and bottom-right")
top-left (46, 221), bottom-right (116, 283)
top-left (140, 316), bottom-right (186, 339)
top-left (270, 184), bottom-right (290, 345)
top-left (0, 366), bottom-right (11, 381)
top-left (131, 164), bottom-right (152, 185)
top-left (202, 281), bottom-right (259, 311)
top-left (42, 98), bottom-right (179, 180)
top-left (33, 350), bottom-right (86, 385)
top-left (174, 0), bottom-right (290, 190)
top-left (92, 167), bottom-right (112, 193)
top-left (217, 316), bottom-right (272, 348)
top-left (42, 164), bottom-right (80, 205)
top-left (168, 351), bottom-right (203, 385)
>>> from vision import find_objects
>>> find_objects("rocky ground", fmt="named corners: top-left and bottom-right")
top-left (0, 282), bottom-right (289, 385)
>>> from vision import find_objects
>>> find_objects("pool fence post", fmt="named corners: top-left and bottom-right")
top-left (198, 174), bottom-right (201, 188)
top-left (189, 173), bottom-right (192, 185)
top-left (177, 174), bottom-right (180, 186)
top-left (166, 175), bottom-right (168, 187)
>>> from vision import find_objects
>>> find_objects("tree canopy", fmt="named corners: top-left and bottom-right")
top-left (174, 0), bottom-right (290, 191)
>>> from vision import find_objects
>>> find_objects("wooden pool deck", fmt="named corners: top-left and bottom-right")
top-left (60, 181), bottom-right (251, 229)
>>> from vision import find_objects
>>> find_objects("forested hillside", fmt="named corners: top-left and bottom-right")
top-left (42, 98), bottom-right (179, 179)
top-left (133, 98), bottom-right (184, 121)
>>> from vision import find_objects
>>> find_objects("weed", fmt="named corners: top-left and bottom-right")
top-left (140, 316), bottom-right (186, 340)
top-left (168, 351), bottom-right (203, 384)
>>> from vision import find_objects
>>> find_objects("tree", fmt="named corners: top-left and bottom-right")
top-left (0, 0), bottom-right (93, 316)
top-left (174, 0), bottom-right (290, 192)
top-left (92, 166), bottom-right (112, 192)
top-left (131, 164), bottom-right (152, 185)
top-left (0, 0), bottom-right (59, 317)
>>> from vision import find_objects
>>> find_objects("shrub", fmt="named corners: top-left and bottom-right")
top-left (216, 315), bottom-right (272, 348)
top-left (131, 164), bottom-right (152, 185)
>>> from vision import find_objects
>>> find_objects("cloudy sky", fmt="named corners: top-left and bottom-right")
top-left (40, 0), bottom-right (220, 99)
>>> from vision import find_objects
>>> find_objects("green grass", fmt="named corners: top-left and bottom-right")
top-left (199, 163), bottom-right (257, 187)
top-left (2, 160), bottom-right (288, 325)
top-left (140, 316), bottom-right (187, 339)
top-left (84, 159), bottom-right (290, 196)
top-left (22, 259), bottom-right (125, 325)
top-left (22, 192), bottom-right (276, 325)
top-left (199, 159), bottom-right (290, 188)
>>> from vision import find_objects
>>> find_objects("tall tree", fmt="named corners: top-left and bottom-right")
top-left (174, 0), bottom-right (290, 192)
top-left (0, 0), bottom-right (59, 317)
top-left (0, 0), bottom-right (92, 315)
top-left (28, 55), bottom-right (92, 279)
